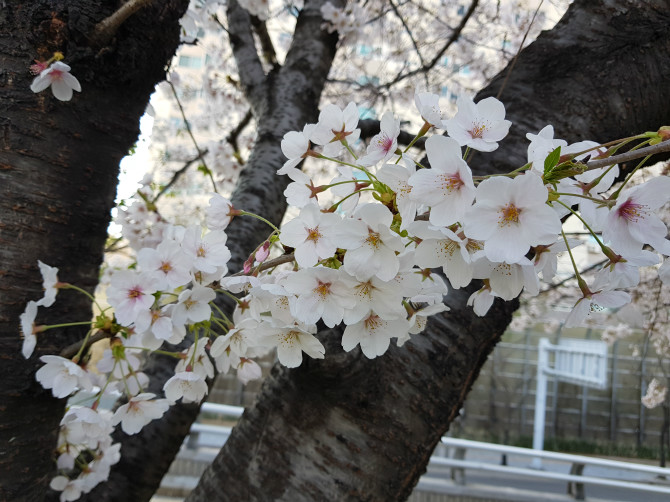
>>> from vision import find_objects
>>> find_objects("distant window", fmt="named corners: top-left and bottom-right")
top-left (449, 92), bottom-right (458, 104)
top-left (460, 64), bottom-right (470, 75)
top-left (197, 28), bottom-right (205, 38)
top-left (357, 75), bottom-right (380, 87)
top-left (441, 56), bottom-right (449, 67)
top-left (440, 85), bottom-right (449, 97)
top-left (178, 55), bottom-right (203, 69)
top-left (359, 107), bottom-right (377, 120)
top-left (457, 4), bottom-right (466, 15)
top-left (502, 40), bottom-right (512, 51)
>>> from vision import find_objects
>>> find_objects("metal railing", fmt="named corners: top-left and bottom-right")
top-left (166, 403), bottom-right (670, 501)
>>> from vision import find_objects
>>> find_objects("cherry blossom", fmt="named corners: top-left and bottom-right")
top-left (163, 371), bottom-right (208, 404)
top-left (111, 393), bottom-right (170, 435)
top-left (311, 102), bottom-right (360, 157)
top-left (414, 92), bottom-right (444, 127)
top-left (359, 111), bottom-right (400, 166)
top-left (408, 135), bottom-right (475, 227)
top-left (35, 355), bottom-right (93, 398)
top-left (106, 270), bottom-right (158, 326)
top-left (602, 176), bottom-right (670, 256)
top-left (564, 288), bottom-right (631, 328)
top-left (36, 260), bottom-right (59, 307)
top-left (445, 96), bottom-right (511, 152)
top-left (336, 203), bottom-right (404, 281)
top-left (282, 267), bottom-right (356, 327)
top-left (463, 172), bottom-right (561, 264)
top-left (341, 313), bottom-right (409, 358)
top-left (279, 204), bottom-right (341, 267)
top-left (258, 321), bottom-right (325, 368)
top-left (30, 61), bottom-right (81, 101)
top-left (20, 300), bottom-right (38, 359)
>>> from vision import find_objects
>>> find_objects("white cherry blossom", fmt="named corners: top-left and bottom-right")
top-left (463, 172), bottom-right (561, 264)
top-left (408, 135), bottom-right (475, 227)
top-left (258, 320), bottom-right (325, 368)
top-left (359, 111), bottom-right (400, 166)
top-left (336, 203), bottom-right (404, 281)
top-left (31, 61), bottom-right (81, 101)
top-left (163, 371), bottom-right (208, 404)
top-left (445, 96), bottom-right (511, 152)
top-left (36, 355), bottom-right (93, 398)
top-left (111, 393), bottom-right (169, 435)
top-left (311, 102), bottom-right (360, 157)
top-left (20, 300), bottom-right (38, 359)
top-left (279, 204), bottom-right (341, 267)
top-left (36, 260), bottom-right (59, 307)
top-left (106, 270), bottom-right (158, 326)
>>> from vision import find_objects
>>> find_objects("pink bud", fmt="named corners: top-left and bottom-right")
top-left (255, 241), bottom-right (270, 263)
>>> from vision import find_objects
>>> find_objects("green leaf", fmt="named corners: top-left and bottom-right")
top-left (544, 146), bottom-right (562, 175)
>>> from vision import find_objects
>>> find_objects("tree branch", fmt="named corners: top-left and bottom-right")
top-left (89, 0), bottom-right (154, 46)
top-left (585, 140), bottom-right (670, 171)
top-left (151, 149), bottom-right (208, 204)
top-left (227, 0), bottom-right (267, 111)
top-left (250, 16), bottom-right (280, 69)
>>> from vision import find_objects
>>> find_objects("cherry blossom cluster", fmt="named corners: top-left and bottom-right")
top-left (320, 1), bottom-right (368, 39)
top-left (20, 91), bottom-right (670, 500)
top-left (30, 52), bottom-right (81, 102)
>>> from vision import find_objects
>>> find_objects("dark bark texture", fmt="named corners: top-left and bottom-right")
top-left (80, 1), bottom-right (342, 501)
top-left (187, 1), bottom-right (670, 501)
top-left (0, 1), bottom-right (188, 501)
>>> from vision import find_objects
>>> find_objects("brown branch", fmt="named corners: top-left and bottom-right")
top-left (89, 0), bottom-right (153, 46)
top-left (250, 16), bottom-right (279, 69)
top-left (226, 108), bottom-right (253, 161)
top-left (584, 140), bottom-right (670, 171)
top-left (60, 330), bottom-right (114, 360)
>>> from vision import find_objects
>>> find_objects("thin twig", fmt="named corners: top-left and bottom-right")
top-left (89, 0), bottom-right (153, 46)
top-left (381, 0), bottom-right (479, 89)
top-left (167, 81), bottom-right (218, 193)
top-left (152, 149), bottom-right (209, 204)
top-left (496, 0), bottom-right (544, 100)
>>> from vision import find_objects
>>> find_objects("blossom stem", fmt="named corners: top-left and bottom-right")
top-left (73, 329), bottom-right (95, 363)
top-left (560, 228), bottom-right (586, 290)
top-left (40, 321), bottom-right (95, 331)
top-left (211, 301), bottom-right (233, 328)
top-left (317, 154), bottom-right (378, 181)
top-left (237, 210), bottom-right (280, 232)
top-left (328, 188), bottom-right (375, 211)
top-left (610, 154), bottom-right (652, 200)
top-left (555, 199), bottom-right (608, 255)
top-left (552, 192), bottom-right (612, 205)
top-left (342, 141), bottom-right (359, 160)
top-left (60, 283), bottom-right (106, 312)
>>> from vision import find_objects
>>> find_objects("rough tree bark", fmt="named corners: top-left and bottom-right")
top-left (0, 1), bottom-right (188, 501)
top-left (186, 1), bottom-right (670, 500)
top-left (80, 1), bottom-right (342, 500)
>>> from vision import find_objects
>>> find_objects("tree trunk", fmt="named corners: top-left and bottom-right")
top-left (188, 1), bottom-right (670, 500)
top-left (80, 1), bottom-right (342, 500)
top-left (0, 1), bottom-right (188, 501)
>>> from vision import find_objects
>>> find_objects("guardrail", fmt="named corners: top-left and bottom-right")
top-left (167, 403), bottom-right (670, 501)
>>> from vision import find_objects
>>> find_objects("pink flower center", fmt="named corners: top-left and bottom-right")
top-left (468, 122), bottom-right (488, 139)
top-left (377, 134), bottom-right (394, 153)
top-left (50, 69), bottom-right (64, 81)
top-left (616, 198), bottom-right (646, 222)
top-left (498, 203), bottom-right (522, 226)
top-left (440, 173), bottom-right (464, 193)
top-left (314, 280), bottom-right (332, 299)
top-left (127, 287), bottom-right (143, 299)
